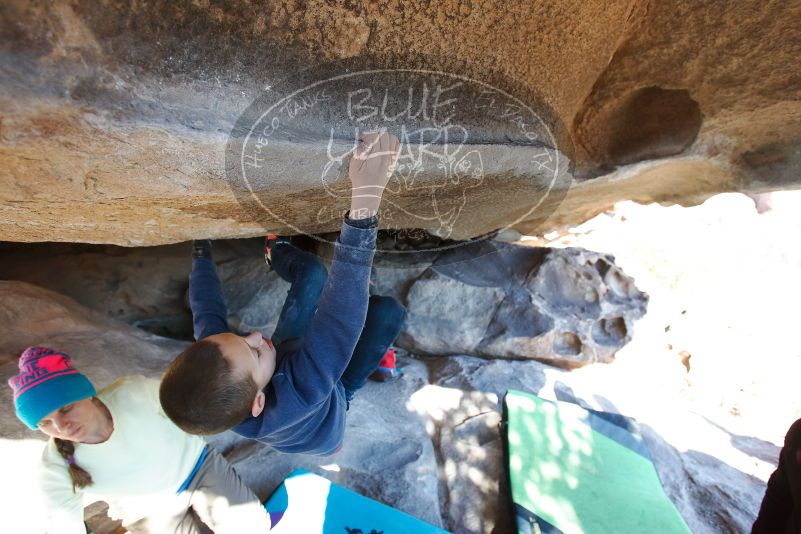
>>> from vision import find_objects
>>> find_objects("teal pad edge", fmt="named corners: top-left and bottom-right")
top-left (265, 469), bottom-right (451, 533)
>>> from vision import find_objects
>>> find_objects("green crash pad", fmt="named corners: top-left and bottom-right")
top-left (264, 469), bottom-right (450, 533)
top-left (503, 389), bottom-right (690, 534)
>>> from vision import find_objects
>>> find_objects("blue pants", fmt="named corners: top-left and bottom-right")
top-left (188, 242), bottom-right (406, 401)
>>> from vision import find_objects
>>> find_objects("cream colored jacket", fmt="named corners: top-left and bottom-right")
top-left (38, 376), bottom-right (205, 534)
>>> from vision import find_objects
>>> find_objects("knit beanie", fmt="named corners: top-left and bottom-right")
top-left (7, 346), bottom-right (96, 430)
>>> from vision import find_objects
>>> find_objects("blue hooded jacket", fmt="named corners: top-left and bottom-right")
top-left (232, 217), bottom-right (377, 455)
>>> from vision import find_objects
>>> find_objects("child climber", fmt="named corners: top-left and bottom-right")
top-left (8, 346), bottom-right (270, 533)
top-left (160, 130), bottom-right (406, 455)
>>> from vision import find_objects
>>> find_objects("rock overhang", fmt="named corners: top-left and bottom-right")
top-left (1, 0), bottom-right (800, 246)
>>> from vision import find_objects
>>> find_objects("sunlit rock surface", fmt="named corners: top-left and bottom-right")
top-left (396, 243), bottom-right (647, 366)
top-left (2, 1), bottom-right (800, 245)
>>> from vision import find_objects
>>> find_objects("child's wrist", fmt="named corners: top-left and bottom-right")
top-left (349, 195), bottom-right (382, 219)
top-left (344, 213), bottom-right (378, 229)
top-left (348, 207), bottom-right (377, 219)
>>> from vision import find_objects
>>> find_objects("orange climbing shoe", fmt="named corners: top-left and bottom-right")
top-left (369, 348), bottom-right (403, 382)
top-left (264, 234), bottom-right (278, 267)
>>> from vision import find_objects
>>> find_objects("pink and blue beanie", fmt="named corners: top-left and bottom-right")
top-left (7, 347), bottom-right (96, 430)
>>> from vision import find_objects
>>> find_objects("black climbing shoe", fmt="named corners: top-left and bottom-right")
top-left (192, 239), bottom-right (213, 260)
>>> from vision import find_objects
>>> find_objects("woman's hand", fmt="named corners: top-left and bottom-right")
top-left (348, 130), bottom-right (400, 219)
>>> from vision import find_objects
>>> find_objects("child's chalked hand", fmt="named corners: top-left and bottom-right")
top-left (348, 130), bottom-right (400, 197)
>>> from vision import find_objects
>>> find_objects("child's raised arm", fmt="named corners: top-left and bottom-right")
top-left (347, 131), bottom-right (401, 219)
top-left (285, 131), bottom-right (399, 404)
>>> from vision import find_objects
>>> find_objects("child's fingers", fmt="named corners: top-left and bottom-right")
top-left (379, 131), bottom-right (399, 154)
top-left (355, 131), bottom-right (381, 160)
top-left (371, 132), bottom-right (400, 159)
top-left (353, 131), bottom-right (400, 169)
top-left (379, 130), bottom-right (391, 153)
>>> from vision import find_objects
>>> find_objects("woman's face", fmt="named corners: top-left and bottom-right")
top-left (37, 398), bottom-right (103, 442)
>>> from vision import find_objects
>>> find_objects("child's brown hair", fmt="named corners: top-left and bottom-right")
top-left (159, 340), bottom-right (258, 435)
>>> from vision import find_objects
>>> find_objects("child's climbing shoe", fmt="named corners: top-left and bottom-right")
top-left (369, 348), bottom-right (404, 382)
top-left (264, 234), bottom-right (278, 267)
top-left (192, 239), bottom-right (213, 260)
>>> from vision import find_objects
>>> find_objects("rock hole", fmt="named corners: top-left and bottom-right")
top-left (592, 317), bottom-right (628, 347)
top-left (606, 87), bottom-right (702, 166)
top-left (604, 268), bottom-right (633, 298)
top-left (537, 257), bottom-right (601, 319)
top-left (594, 259), bottom-right (611, 277)
top-left (579, 86), bottom-right (702, 171)
top-left (554, 332), bottom-right (582, 356)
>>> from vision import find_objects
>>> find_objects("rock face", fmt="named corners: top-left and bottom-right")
top-left (0, 239), bottom-right (265, 340)
top-left (396, 242), bottom-right (647, 366)
top-left (0, 238), bottom-right (648, 367)
top-left (0, 242), bottom-right (195, 338)
top-left (1, 1), bottom-right (800, 245)
top-left (0, 281), bottom-right (770, 534)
